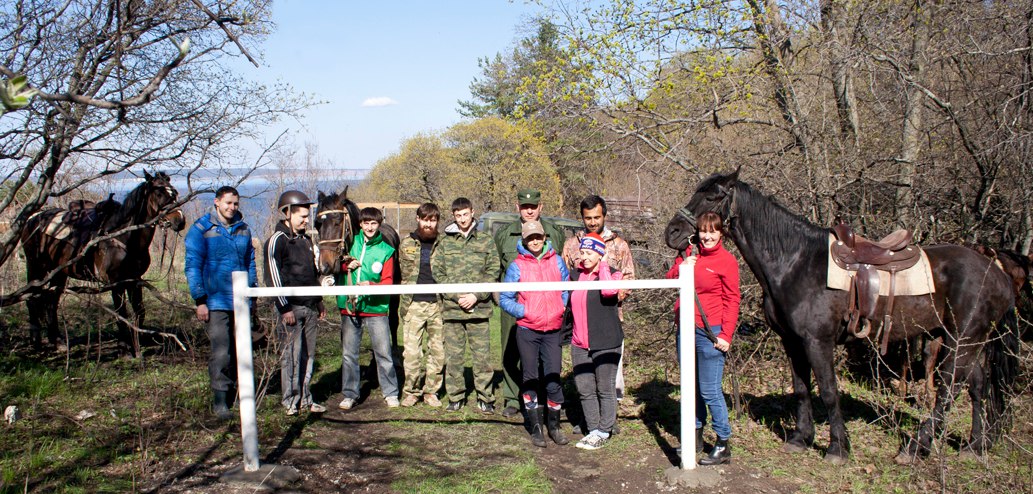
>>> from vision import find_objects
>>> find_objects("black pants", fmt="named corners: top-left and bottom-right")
top-left (515, 326), bottom-right (564, 406)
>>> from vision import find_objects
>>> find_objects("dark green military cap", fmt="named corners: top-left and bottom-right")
top-left (516, 188), bottom-right (541, 206)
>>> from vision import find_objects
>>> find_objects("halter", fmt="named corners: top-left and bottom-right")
top-left (316, 208), bottom-right (352, 261)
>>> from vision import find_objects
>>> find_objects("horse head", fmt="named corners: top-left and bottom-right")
top-left (315, 187), bottom-right (358, 276)
top-left (664, 168), bottom-right (740, 251)
top-left (141, 171), bottom-right (185, 231)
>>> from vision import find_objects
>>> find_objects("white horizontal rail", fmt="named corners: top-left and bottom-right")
top-left (243, 278), bottom-right (683, 298)
top-left (231, 268), bottom-right (698, 472)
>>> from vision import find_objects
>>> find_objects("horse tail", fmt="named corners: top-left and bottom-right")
top-left (985, 306), bottom-right (1020, 441)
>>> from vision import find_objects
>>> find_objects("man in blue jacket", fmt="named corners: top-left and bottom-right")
top-left (184, 186), bottom-right (257, 420)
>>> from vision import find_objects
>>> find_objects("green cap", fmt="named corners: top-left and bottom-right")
top-left (516, 188), bottom-right (541, 206)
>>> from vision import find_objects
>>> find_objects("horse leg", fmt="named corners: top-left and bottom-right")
top-left (922, 335), bottom-right (943, 406)
top-left (897, 348), bottom-right (962, 463)
top-left (111, 288), bottom-right (135, 357)
top-left (780, 335), bottom-right (816, 453)
top-left (960, 363), bottom-right (989, 457)
top-left (127, 282), bottom-right (144, 357)
top-left (805, 339), bottom-right (849, 463)
top-left (26, 292), bottom-right (45, 349)
top-left (46, 277), bottom-right (68, 351)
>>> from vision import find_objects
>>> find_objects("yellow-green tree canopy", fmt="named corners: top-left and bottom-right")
top-left (358, 117), bottom-right (562, 213)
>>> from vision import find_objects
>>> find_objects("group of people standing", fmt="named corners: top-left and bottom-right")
top-left (183, 185), bottom-right (740, 464)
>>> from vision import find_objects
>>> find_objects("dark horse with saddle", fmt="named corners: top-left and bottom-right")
top-left (665, 170), bottom-right (1019, 464)
top-left (20, 171), bottom-right (186, 357)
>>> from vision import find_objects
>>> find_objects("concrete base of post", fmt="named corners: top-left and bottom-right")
top-left (219, 463), bottom-right (300, 491)
top-left (664, 465), bottom-right (722, 488)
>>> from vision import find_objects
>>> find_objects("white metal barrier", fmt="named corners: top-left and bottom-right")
top-left (230, 266), bottom-right (698, 471)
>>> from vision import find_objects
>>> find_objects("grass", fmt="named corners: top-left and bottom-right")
top-left (0, 286), bottom-right (1030, 492)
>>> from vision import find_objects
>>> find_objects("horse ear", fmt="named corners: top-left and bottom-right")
top-left (144, 170), bottom-right (153, 180)
top-left (318, 191), bottom-right (326, 202)
top-left (727, 166), bottom-right (741, 183)
top-left (341, 185), bottom-right (349, 199)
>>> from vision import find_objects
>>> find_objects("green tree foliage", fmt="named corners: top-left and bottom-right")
top-left (358, 118), bottom-right (561, 214)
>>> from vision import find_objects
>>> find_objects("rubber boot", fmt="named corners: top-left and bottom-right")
top-left (696, 429), bottom-right (705, 453)
top-left (527, 407), bottom-right (547, 448)
top-left (212, 390), bottom-right (233, 420)
top-left (546, 408), bottom-right (569, 445)
top-left (700, 437), bottom-right (731, 465)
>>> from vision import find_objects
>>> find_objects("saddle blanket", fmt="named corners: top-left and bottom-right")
top-left (43, 214), bottom-right (75, 241)
top-left (826, 234), bottom-right (935, 296)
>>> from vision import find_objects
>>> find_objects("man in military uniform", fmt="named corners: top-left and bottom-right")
top-left (493, 188), bottom-right (566, 418)
top-left (432, 197), bottom-right (501, 413)
top-left (398, 203), bottom-right (445, 407)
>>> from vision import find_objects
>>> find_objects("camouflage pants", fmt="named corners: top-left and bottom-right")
top-left (443, 318), bottom-right (494, 404)
top-left (401, 301), bottom-right (445, 397)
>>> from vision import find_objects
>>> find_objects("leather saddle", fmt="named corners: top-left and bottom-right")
top-left (830, 217), bottom-right (922, 354)
top-left (55, 195), bottom-right (117, 245)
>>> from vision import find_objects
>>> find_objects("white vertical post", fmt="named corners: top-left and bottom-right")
top-left (678, 262), bottom-right (696, 470)
top-left (232, 271), bottom-right (260, 472)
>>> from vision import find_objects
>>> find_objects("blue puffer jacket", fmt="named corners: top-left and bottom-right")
top-left (184, 210), bottom-right (257, 311)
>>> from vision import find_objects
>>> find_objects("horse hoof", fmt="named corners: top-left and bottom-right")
top-left (782, 442), bottom-right (808, 454)
top-left (825, 453), bottom-right (848, 465)
top-left (893, 452), bottom-right (918, 465)
top-left (958, 447), bottom-right (983, 461)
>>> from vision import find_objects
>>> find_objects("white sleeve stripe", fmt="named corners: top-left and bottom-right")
top-left (267, 232), bottom-right (288, 307)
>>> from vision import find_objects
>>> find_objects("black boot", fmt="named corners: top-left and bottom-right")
top-left (696, 429), bottom-right (705, 453)
top-left (700, 437), bottom-right (731, 465)
top-left (212, 390), bottom-right (233, 420)
top-left (527, 407), bottom-right (547, 448)
top-left (546, 408), bottom-right (569, 445)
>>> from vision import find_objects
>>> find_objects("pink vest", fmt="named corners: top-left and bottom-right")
top-left (514, 248), bottom-right (566, 331)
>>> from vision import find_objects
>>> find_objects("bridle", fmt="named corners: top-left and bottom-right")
top-left (316, 207), bottom-right (352, 263)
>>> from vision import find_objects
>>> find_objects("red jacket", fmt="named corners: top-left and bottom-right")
top-left (499, 242), bottom-right (570, 331)
top-left (666, 243), bottom-right (741, 342)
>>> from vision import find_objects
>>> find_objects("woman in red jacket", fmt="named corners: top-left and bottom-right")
top-left (666, 211), bottom-right (741, 465)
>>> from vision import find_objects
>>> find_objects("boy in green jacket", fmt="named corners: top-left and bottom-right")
top-left (337, 207), bottom-right (399, 410)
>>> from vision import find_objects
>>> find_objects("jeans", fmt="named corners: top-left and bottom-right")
top-left (278, 305), bottom-right (319, 409)
top-left (341, 315), bottom-right (399, 400)
top-left (206, 310), bottom-right (236, 393)
top-left (696, 325), bottom-right (731, 439)
top-left (572, 345), bottom-right (621, 434)
top-left (515, 326), bottom-right (564, 406)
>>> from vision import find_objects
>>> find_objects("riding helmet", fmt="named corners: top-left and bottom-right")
top-left (277, 190), bottom-right (313, 212)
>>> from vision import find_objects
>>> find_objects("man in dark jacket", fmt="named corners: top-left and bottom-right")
top-left (184, 186), bottom-right (257, 420)
top-left (265, 190), bottom-right (326, 416)
top-left (493, 189), bottom-right (566, 418)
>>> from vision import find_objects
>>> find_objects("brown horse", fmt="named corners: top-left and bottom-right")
top-left (20, 171), bottom-right (186, 357)
top-left (665, 171), bottom-right (1019, 463)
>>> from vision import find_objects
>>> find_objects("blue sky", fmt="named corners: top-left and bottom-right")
top-left (244, 1), bottom-right (543, 171)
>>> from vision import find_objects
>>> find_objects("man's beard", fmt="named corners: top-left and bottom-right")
top-left (416, 226), bottom-right (438, 241)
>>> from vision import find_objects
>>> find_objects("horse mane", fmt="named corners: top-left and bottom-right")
top-left (732, 180), bottom-right (829, 262)
top-left (100, 182), bottom-right (147, 231)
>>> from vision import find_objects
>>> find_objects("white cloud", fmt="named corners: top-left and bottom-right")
top-left (360, 97), bottom-right (399, 108)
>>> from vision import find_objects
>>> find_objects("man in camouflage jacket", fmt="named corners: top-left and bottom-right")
top-left (397, 203), bottom-right (445, 407)
top-left (431, 197), bottom-right (501, 413)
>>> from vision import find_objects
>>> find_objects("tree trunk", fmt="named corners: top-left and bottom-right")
top-left (896, 0), bottom-right (929, 228)
top-left (821, 0), bottom-right (859, 146)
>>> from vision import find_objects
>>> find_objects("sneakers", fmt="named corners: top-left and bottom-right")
top-left (338, 397), bottom-right (356, 410)
top-left (501, 405), bottom-right (521, 418)
top-left (445, 400), bottom-right (465, 412)
top-left (576, 432), bottom-right (608, 450)
top-left (400, 394), bottom-right (420, 407)
top-left (385, 396), bottom-right (400, 408)
top-left (285, 406), bottom-right (298, 416)
top-left (424, 394), bottom-right (442, 407)
top-left (309, 403), bottom-right (326, 413)
top-left (476, 400), bottom-right (495, 414)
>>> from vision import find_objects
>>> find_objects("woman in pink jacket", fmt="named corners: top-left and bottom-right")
top-left (500, 220), bottom-right (570, 447)
top-left (569, 233), bottom-right (624, 450)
